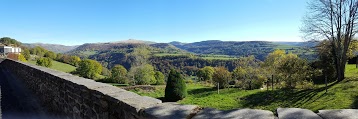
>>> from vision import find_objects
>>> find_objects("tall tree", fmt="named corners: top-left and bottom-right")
top-left (302, 0), bottom-right (358, 81)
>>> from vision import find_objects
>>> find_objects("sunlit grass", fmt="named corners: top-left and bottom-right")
top-left (129, 65), bottom-right (358, 112)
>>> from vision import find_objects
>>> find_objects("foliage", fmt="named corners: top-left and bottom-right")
top-left (197, 66), bottom-right (215, 81)
top-left (22, 49), bottom-right (31, 60)
top-left (76, 59), bottom-right (103, 79)
top-left (44, 51), bottom-right (56, 59)
top-left (312, 40), bottom-right (336, 82)
top-left (302, 0), bottom-right (358, 81)
top-left (18, 54), bottom-right (27, 62)
top-left (348, 40), bottom-right (358, 59)
top-left (154, 71), bottom-right (165, 85)
top-left (69, 56), bottom-right (81, 66)
top-left (131, 66), bottom-right (358, 112)
top-left (30, 46), bottom-right (48, 57)
top-left (111, 65), bottom-right (128, 84)
top-left (212, 67), bottom-right (231, 89)
top-left (128, 64), bottom-right (156, 85)
top-left (264, 50), bottom-right (313, 88)
top-left (165, 70), bottom-right (187, 101)
top-left (36, 57), bottom-right (52, 67)
top-left (130, 45), bottom-right (151, 67)
top-left (0, 37), bottom-right (21, 46)
top-left (101, 67), bottom-right (111, 77)
top-left (230, 56), bottom-right (266, 89)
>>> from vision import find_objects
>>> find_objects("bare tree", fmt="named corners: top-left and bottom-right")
top-left (302, 0), bottom-right (358, 81)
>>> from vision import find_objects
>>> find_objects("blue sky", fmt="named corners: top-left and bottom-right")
top-left (0, 0), bottom-right (309, 45)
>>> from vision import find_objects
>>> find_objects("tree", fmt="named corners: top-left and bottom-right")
top-left (31, 46), bottom-right (47, 57)
top-left (128, 64), bottom-right (156, 85)
top-left (212, 67), bottom-right (231, 89)
top-left (111, 65), bottom-right (128, 84)
top-left (155, 71), bottom-right (165, 85)
top-left (36, 57), bottom-right (52, 67)
top-left (347, 40), bottom-right (358, 59)
top-left (69, 56), bottom-right (81, 66)
top-left (76, 59), bottom-right (103, 79)
top-left (165, 69), bottom-right (187, 101)
top-left (264, 51), bottom-right (313, 88)
top-left (0, 37), bottom-right (21, 46)
top-left (197, 66), bottom-right (215, 81)
top-left (232, 56), bottom-right (265, 90)
top-left (302, 0), bottom-right (358, 81)
top-left (22, 49), bottom-right (31, 60)
top-left (18, 54), bottom-right (27, 62)
top-left (44, 51), bottom-right (56, 59)
top-left (130, 46), bottom-right (150, 67)
top-left (277, 53), bottom-right (312, 88)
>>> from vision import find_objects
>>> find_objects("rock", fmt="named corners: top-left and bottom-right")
top-left (318, 109), bottom-right (358, 119)
top-left (277, 108), bottom-right (322, 119)
top-left (192, 108), bottom-right (275, 119)
top-left (144, 102), bottom-right (199, 119)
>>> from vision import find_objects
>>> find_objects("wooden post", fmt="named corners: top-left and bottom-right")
top-left (271, 75), bottom-right (274, 90)
top-left (325, 76), bottom-right (328, 93)
top-left (217, 83), bottom-right (220, 94)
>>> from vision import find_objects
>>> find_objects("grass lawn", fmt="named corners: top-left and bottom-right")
top-left (129, 64), bottom-right (358, 112)
top-left (27, 60), bottom-right (76, 73)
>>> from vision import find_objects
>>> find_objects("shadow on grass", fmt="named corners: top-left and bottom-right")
top-left (240, 81), bottom-right (339, 111)
top-left (351, 96), bottom-right (358, 109)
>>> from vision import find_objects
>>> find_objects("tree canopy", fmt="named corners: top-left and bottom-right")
top-left (76, 59), bottom-right (103, 79)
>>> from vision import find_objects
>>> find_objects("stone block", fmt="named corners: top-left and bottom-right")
top-left (193, 108), bottom-right (275, 119)
top-left (277, 108), bottom-right (322, 119)
top-left (318, 109), bottom-right (358, 119)
top-left (144, 102), bottom-right (199, 119)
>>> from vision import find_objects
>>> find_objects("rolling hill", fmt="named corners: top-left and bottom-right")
top-left (23, 43), bottom-right (79, 53)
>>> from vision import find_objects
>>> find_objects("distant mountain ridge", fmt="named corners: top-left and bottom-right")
top-left (23, 43), bottom-right (79, 53)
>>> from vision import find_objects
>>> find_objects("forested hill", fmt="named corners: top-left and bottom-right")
top-left (170, 40), bottom-right (316, 61)
top-left (23, 43), bottom-right (79, 53)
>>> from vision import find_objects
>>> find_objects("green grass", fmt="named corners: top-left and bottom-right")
top-left (27, 60), bottom-right (76, 73)
top-left (346, 64), bottom-right (358, 78)
top-left (129, 65), bottom-right (358, 112)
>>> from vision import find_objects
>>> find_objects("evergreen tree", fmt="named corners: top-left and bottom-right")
top-left (165, 69), bottom-right (187, 102)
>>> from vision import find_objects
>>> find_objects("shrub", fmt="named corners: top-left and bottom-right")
top-left (165, 69), bottom-right (187, 102)
top-left (36, 57), bottom-right (52, 67)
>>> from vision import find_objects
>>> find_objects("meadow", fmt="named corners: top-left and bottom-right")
top-left (129, 64), bottom-right (358, 112)
top-left (27, 60), bottom-right (76, 73)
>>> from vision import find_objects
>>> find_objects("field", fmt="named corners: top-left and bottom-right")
top-left (27, 60), bottom-right (76, 73)
top-left (129, 64), bottom-right (358, 112)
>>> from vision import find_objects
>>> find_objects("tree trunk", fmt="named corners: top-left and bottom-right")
top-left (337, 60), bottom-right (346, 81)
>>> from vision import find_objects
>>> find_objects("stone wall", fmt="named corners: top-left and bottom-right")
top-left (1, 59), bottom-right (163, 119)
top-left (1, 59), bottom-right (356, 119)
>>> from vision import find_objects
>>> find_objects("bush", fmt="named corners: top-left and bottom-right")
top-left (165, 69), bottom-right (187, 102)
top-left (36, 57), bottom-right (52, 67)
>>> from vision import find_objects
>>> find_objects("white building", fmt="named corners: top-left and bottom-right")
top-left (0, 45), bottom-right (22, 55)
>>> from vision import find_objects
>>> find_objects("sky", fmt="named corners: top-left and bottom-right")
top-left (0, 0), bottom-right (309, 46)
